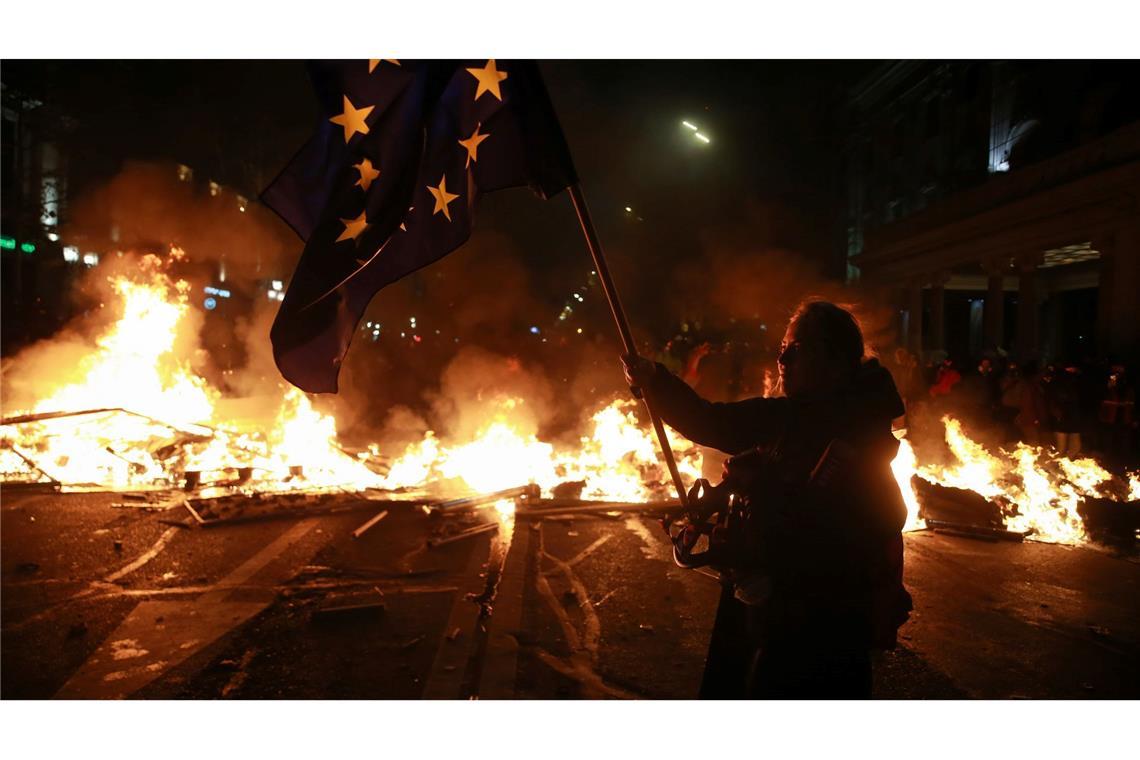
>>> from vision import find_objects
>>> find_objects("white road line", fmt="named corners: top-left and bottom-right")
top-left (200, 519), bottom-right (317, 602)
top-left (563, 534), bottom-right (612, 568)
top-left (103, 526), bottom-right (180, 583)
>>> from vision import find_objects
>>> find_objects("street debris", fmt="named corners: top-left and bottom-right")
top-left (431, 484), bottom-right (540, 513)
top-left (112, 493), bottom-right (187, 511)
top-left (428, 521), bottom-right (499, 548)
top-left (401, 634), bottom-right (426, 650)
top-left (351, 509), bottom-right (389, 539)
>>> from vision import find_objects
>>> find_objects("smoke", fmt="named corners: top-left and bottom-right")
top-left (680, 219), bottom-right (897, 357)
top-left (62, 160), bottom-right (298, 280)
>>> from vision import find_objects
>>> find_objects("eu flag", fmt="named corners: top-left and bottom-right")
top-left (262, 60), bottom-right (577, 393)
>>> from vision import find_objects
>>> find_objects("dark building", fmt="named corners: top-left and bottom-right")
top-left (1, 80), bottom-right (84, 352)
top-left (845, 61), bottom-right (1140, 366)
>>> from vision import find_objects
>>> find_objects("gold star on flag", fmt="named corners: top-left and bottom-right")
top-left (465, 60), bottom-right (508, 102)
top-left (427, 176), bottom-right (459, 221)
top-left (329, 96), bottom-right (374, 143)
top-left (458, 123), bottom-right (490, 168)
top-left (354, 158), bottom-right (380, 191)
top-left (337, 210), bottom-right (369, 242)
top-left (368, 59), bottom-right (400, 73)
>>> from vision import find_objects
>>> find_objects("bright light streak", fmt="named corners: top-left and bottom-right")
top-left (682, 121), bottom-right (698, 131)
top-left (694, 132), bottom-right (710, 144)
top-left (624, 206), bottom-right (632, 212)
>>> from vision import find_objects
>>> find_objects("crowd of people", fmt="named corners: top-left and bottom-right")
top-left (890, 348), bottom-right (1137, 466)
top-left (654, 329), bottom-right (1137, 468)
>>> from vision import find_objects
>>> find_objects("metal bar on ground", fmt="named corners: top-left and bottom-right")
top-left (567, 183), bottom-right (687, 510)
top-left (2, 445), bottom-right (61, 488)
top-left (433, 484), bottom-right (539, 511)
top-left (517, 502), bottom-right (680, 518)
top-left (427, 522), bottom-right (499, 548)
top-left (351, 509), bottom-right (389, 539)
top-left (1, 407), bottom-right (214, 438)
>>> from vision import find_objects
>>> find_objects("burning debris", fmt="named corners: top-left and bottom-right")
top-left (1, 249), bottom-right (1135, 551)
top-left (0, 251), bottom-right (704, 509)
top-left (892, 415), bottom-right (1138, 546)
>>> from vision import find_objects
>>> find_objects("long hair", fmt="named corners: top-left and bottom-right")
top-left (789, 299), bottom-right (865, 375)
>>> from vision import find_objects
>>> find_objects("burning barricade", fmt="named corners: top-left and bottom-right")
top-left (1, 250), bottom-right (1136, 549)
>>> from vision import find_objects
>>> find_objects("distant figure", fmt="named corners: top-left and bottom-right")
top-left (623, 300), bottom-right (912, 699)
top-left (1048, 364), bottom-right (1084, 456)
top-left (928, 359), bottom-right (962, 399)
top-left (1098, 364), bottom-right (1136, 463)
top-left (1011, 361), bottom-right (1049, 445)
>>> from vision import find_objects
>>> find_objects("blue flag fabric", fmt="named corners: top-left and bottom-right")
top-left (262, 60), bottom-right (577, 393)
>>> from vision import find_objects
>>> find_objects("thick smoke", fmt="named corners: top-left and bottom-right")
top-left (62, 160), bottom-right (298, 281)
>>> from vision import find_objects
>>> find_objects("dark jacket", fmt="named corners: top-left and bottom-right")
top-left (644, 357), bottom-right (911, 647)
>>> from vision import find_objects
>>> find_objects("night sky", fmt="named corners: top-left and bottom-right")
top-left (3, 59), bottom-right (872, 263)
top-left (2, 60), bottom-right (876, 385)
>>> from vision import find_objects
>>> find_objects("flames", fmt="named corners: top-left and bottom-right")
top-left (2, 251), bottom-right (1133, 549)
top-left (890, 415), bottom-right (1135, 545)
top-left (0, 253), bottom-right (702, 501)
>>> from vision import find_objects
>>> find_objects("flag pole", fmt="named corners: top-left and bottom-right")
top-left (568, 183), bottom-right (689, 509)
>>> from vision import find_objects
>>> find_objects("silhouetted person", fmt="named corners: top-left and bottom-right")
top-left (1098, 364), bottom-right (1136, 464)
top-left (623, 300), bottom-right (911, 699)
top-left (1048, 364), bottom-right (1084, 455)
top-left (1011, 361), bottom-right (1049, 445)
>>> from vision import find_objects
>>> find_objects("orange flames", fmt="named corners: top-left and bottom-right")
top-left (2, 252), bottom-right (1133, 549)
top-left (890, 415), bottom-right (1134, 545)
top-left (0, 253), bottom-right (702, 501)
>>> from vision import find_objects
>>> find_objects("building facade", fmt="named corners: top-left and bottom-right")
top-left (845, 62), bottom-right (1140, 365)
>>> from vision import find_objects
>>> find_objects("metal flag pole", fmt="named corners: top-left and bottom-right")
top-left (568, 183), bottom-right (689, 509)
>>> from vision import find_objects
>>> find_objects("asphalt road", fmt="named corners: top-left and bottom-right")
top-left (2, 488), bottom-right (1137, 699)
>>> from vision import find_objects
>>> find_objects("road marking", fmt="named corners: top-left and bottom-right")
top-left (103, 526), bottom-right (181, 583)
top-left (563, 534), bottom-right (611, 568)
top-left (422, 541), bottom-right (488, 698)
top-left (530, 524), bottom-right (637, 698)
top-left (200, 519), bottom-right (318, 603)
top-left (476, 522), bottom-right (532, 698)
top-left (55, 518), bottom-right (322, 698)
top-left (622, 515), bottom-right (660, 559)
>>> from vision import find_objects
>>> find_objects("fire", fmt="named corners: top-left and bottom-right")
top-left (5, 250), bottom-right (1129, 550)
top-left (35, 253), bottom-right (216, 426)
top-left (375, 397), bottom-right (703, 501)
top-left (0, 252), bottom-right (702, 502)
top-left (890, 438), bottom-right (925, 532)
top-left (889, 415), bottom-right (1135, 545)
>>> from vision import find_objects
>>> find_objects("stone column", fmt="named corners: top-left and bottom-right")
top-left (1096, 235), bottom-right (1115, 356)
top-left (928, 271), bottom-right (950, 354)
top-left (1098, 210), bottom-right (1140, 362)
top-left (1115, 219), bottom-right (1140, 362)
top-left (982, 257), bottom-right (1008, 352)
top-left (1015, 253), bottom-right (1043, 362)
top-left (907, 280), bottom-right (925, 357)
top-left (929, 285), bottom-right (945, 354)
